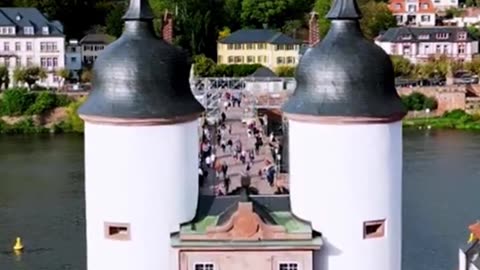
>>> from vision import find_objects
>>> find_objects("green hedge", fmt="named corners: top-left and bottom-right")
top-left (401, 92), bottom-right (438, 111)
top-left (0, 88), bottom-right (72, 116)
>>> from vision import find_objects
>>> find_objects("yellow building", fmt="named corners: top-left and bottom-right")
top-left (217, 29), bottom-right (302, 71)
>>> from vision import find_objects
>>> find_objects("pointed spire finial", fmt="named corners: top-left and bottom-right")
top-left (123, 0), bottom-right (154, 21)
top-left (326, 0), bottom-right (362, 20)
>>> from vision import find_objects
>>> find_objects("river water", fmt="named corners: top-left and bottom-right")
top-left (0, 130), bottom-right (479, 270)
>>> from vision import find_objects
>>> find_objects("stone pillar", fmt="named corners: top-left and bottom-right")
top-left (309, 11), bottom-right (320, 46)
top-left (162, 10), bottom-right (174, 44)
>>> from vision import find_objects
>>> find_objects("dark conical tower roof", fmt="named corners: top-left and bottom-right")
top-left (282, 0), bottom-right (406, 120)
top-left (78, 0), bottom-right (204, 121)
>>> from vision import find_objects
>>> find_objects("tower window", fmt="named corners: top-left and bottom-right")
top-left (363, 219), bottom-right (385, 239)
top-left (194, 263), bottom-right (215, 270)
top-left (104, 222), bottom-right (131, 240)
top-left (279, 262), bottom-right (299, 270)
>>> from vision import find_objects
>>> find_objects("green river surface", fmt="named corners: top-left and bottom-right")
top-left (0, 130), bottom-right (480, 270)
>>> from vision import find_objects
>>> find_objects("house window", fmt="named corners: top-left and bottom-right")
top-left (421, 15), bottom-right (430, 22)
top-left (5, 58), bottom-right (9, 67)
top-left (53, 57), bottom-right (58, 67)
top-left (24, 26), bottom-right (34, 35)
top-left (286, 44), bottom-right (294, 50)
top-left (71, 57), bottom-right (77, 63)
top-left (194, 263), bottom-right (214, 270)
top-left (233, 44), bottom-right (241, 50)
top-left (15, 57), bottom-right (20, 67)
top-left (286, 56), bottom-right (295, 64)
top-left (104, 222), bottom-right (131, 241)
top-left (436, 33), bottom-right (449, 39)
top-left (401, 34), bottom-right (412, 40)
top-left (246, 44), bottom-right (254, 50)
top-left (3, 42), bottom-right (9, 51)
top-left (228, 56), bottom-right (234, 63)
top-left (26, 57), bottom-right (32, 67)
top-left (7, 27), bottom-right (13, 34)
top-left (15, 42), bottom-right (20, 51)
top-left (391, 44), bottom-right (397, 54)
top-left (276, 57), bottom-right (285, 64)
top-left (444, 45), bottom-right (449, 54)
top-left (26, 42), bottom-right (32, 51)
top-left (42, 26), bottom-right (49, 35)
top-left (40, 57), bottom-right (47, 68)
top-left (458, 32), bottom-right (467, 40)
top-left (257, 43), bottom-right (266, 49)
top-left (459, 44), bottom-right (466, 54)
top-left (257, 55), bottom-right (262, 63)
top-left (247, 56), bottom-right (254, 63)
top-left (279, 262), bottom-right (299, 270)
top-left (436, 44), bottom-right (441, 53)
top-left (363, 219), bottom-right (386, 239)
top-left (234, 56), bottom-right (242, 63)
top-left (418, 34), bottom-right (430, 40)
top-left (227, 44), bottom-right (233, 50)
top-left (422, 3), bottom-right (429, 9)
top-left (407, 5), bottom-right (416, 12)
top-left (395, 3), bottom-right (401, 9)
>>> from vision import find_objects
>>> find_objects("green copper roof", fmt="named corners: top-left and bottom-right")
top-left (180, 211), bottom-right (311, 235)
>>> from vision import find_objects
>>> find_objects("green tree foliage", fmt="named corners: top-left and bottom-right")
top-left (193, 54), bottom-right (217, 77)
top-left (106, 3), bottom-right (126, 38)
top-left (65, 97), bottom-right (86, 133)
top-left (81, 69), bottom-right (93, 83)
top-left (13, 67), bottom-right (47, 89)
top-left (360, 1), bottom-right (397, 39)
top-left (241, 0), bottom-right (290, 28)
top-left (465, 57), bottom-right (480, 75)
top-left (275, 66), bottom-right (296, 77)
top-left (0, 88), bottom-right (35, 116)
top-left (391, 56), bottom-right (414, 77)
top-left (401, 92), bottom-right (438, 111)
top-left (224, 0), bottom-right (243, 30)
top-left (315, 0), bottom-right (396, 39)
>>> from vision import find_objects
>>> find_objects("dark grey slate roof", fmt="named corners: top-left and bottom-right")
top-left (250, 67), bottom-right (278, 78)
top-left (0, 8), bottom-right (63, 36)
top-left (377, 26), bottom-right (475, 43)
top-left (80, 34), bottom-right (115, 45)
top-left (78, 0), bottom-right (204, 119)
top-left (220, 29), bottom-right (301, 44)
top-left (282, 0), bottom-right (406, 118)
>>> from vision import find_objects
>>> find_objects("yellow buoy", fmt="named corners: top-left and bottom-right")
top-left (13, 237), bottom-right (24, 251)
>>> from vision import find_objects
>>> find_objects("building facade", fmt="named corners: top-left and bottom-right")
top-left (80, 33), bottom-right (113, 67)
top-left (375, 27), bottom-right (479, 63)
top-left (217, 29), bottom-right (301, 71)
top-left (0, 8), bottom-right (65, 87)
top-left (388, 0), bottom-right (436, 26)
top-left (443, 8), bottom-right (480, 27)
top-left (65, 39), bottom-right (81, 79)
top-left (431, 0), bottom-right (458, 10)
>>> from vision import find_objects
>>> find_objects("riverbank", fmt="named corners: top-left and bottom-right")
top-left (403, 110), bottom-right (480, 131)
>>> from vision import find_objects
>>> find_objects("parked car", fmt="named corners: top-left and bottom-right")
top-left (454, 71), bottom-right (479, 85)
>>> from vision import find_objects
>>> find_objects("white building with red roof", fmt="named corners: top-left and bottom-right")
top-left (389, 0), bottom-right (436, 26)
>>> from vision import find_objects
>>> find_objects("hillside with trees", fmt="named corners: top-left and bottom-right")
top-left (0, 0), bottom-right (397, 59)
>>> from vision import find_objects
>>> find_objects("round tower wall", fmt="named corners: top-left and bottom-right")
top-left (288, 119), bottom-right (402, 270)
top-left (83, 120), bottom-right (199, 270)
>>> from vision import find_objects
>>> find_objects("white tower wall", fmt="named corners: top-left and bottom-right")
top-left (288, 120), bottom-right (402, 270)
top-left (84, 120), bottom-right (199, 270)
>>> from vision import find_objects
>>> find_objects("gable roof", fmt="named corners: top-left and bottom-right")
top-left (376, 26), bottom-right (475, 43)
top-left (80, 34), bottom-right (115, 45)
top-left (0, 8), bottom-right (63, 36)
top-left (250, 67), bottom-right (278, 78)
top-left (220, 29), bottom-right (301, 45)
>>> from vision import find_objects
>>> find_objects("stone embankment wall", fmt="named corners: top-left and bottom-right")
top-left (397, 86), bottom-right (468, 114)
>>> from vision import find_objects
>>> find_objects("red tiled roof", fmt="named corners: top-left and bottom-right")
top-left (388, 0), bottom-right (435, 14)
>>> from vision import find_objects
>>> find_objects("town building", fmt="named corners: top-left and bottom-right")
top-left (79, 33), bottom-right (114, 67)
top-left (443, 7), bottom-right (480, 27)
top-left (65, 39), bottom-right (81, 79)
top-left (375, 27), bottom-right (479, 63)
top-left (388, 0), bottom-right (436, 26)
top-left (217, 29), bottom-right (302, 71)
top-left (0, 7), bottom-right (65, 87)
top-left (431, 0), bottom-right (458, 10)
top-left (79, 0), bottom-right (404, 270)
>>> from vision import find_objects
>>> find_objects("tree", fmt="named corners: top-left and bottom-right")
top-left (314, 0), bottom-right (332, 38)
top-left (106, 3), bottom-right (126, 38)
top-left (224, 0), bottom-right (243, 30)
top-left (360, 1), bottom-right (397, 39)
top-left (218, 27), bottom-right (231, 40)
top-left (193, 54), bottom-right (216, 77)
top-left (0, 65), bottom-right (9, 89)
top-left (56, 69), bottom-right (70, 87)
top-left (390, 56), bottom-right (414, 77)
top-left (241, 0), bottom-right (290, 29)
top-left (13, 67), bottom-right (47, 90)
top-left (81, 69), bottom-right (93, 83)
